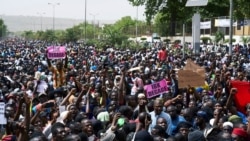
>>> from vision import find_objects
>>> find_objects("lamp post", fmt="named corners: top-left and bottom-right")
top-left (84, 0), bottom-right (87, 41)
top-left (229, 0), bottom-right (233, 56)
top-left (37, 12), bottom-right (46, 31)
top-left (136, 5), bottom-right (138, 42)
top-left (89, 13), bottom-right (99, 39)
top-left (48, 3), bottom-right (60, 31)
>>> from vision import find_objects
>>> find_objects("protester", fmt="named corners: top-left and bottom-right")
top-left (0, 39), bottom-right (250, 141)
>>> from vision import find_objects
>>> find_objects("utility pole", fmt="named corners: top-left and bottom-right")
top-left (229, 0), bottom-right (233, 56)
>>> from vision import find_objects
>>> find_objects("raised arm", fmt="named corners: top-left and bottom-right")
top-left (46, 49), bottom-right (52, 68)
top-left (60, 88), bottom-right (76, 106)
top-left (64, 52), bottom-right (68, 69)
top-left (225, 88), bottom-right (237, 110)
top-left (118, 68), bottom-right (126, 105)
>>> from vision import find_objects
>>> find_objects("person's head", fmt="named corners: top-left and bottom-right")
top-left (214, 102), bottom-right (223, 110)
top-left (5, 104), bottom-right (15, 118)
top-left (154, 99), bottom-right (163, 115)
top-left (38, 93), bottom-right (48, 103)
top-left (177, 122), bottom-right (191, 137)
top-left (222, 122), bottom-right (233, 134)
top-left (51, 122), bottom-right (66, 141)
top-left (137, 93), bottom-right (147, 106)
top-left (182, 108), bottom-right (194, 123)
top-left (29, 131), bottom-right (48, 141)
top-left (56, 61), bottom-right (63, 70)
top-left (156, 117), bottom-right (167, 130)
top-left (188, 130), bottom-right (205, 141)
top-left (63, 134), bottom-right (81, 141)
top-left (202, 95), bottom-right (211, 103)
top-left (213, 109), bottom-right (222, 118)
top-left (110, 91), bottom-right (117, 101)
top-left (81, 119), bottom-right (93, 136)
top-left (195, 111), bottom-right (207, 127)
top-left (245, 103), bottom-right (250, 116)
top-left (228, 115), bottom-right (242, 125)
top-left (67, 104), bottom-right (78, 119)
top-left (188, 100), bottom-right (196, 108)
top-left (67, 121), bottom-right (82, 134)
top-left (138, 112), bottom-right (152, 128)
top-left (126, 95), bottom-right (137, 108)
top-left (151, 125), bottom-right (165, 137)
top-left (231, 128), bottom-right (248, 141)
top-left (167, 105), bottom-right (177, 119)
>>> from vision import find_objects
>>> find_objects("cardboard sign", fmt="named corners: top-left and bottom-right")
top-left (0, 102), bottom-right (7, 124)
top-left (47, 46), bottom-right (66, 59)
top-left (184, 59), bottom-right (205, 78)
top-left (144, 79), bottom-right (168, 98)
top-left (178, 70), bottom-right (205, 88)
top-left (230, 81), bottom-right (250, 114)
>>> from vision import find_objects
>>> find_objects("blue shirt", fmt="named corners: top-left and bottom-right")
top-left (149, 111), bottom-right (172, 135)
top-left (171, 115), bottom-right (186, 135)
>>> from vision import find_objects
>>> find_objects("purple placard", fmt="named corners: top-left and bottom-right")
top-left (144, 79), bottom-right (168, 99)
top-left (47, 46), bottom-right (66, 59)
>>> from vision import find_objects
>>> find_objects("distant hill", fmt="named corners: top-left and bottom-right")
top-left (1, 15), bottom-right (115, 32)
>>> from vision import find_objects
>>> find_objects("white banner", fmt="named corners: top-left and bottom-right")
top-left (200, 21), bottom-right (211, 29)
top-left (215, 19), bottom-right (230, 27)
top-left (0, 102), bottom-right (7, 124)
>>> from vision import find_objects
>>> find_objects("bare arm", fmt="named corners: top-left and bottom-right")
top-left (60, 88), bottom-right (76, 106)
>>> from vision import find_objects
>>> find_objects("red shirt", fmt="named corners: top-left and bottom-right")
top-left (158, 50), bottom-right (167, 61)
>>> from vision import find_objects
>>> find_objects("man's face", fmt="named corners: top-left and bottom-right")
top-left (56, 62), bottom-right (63, 70)
top-left (55, 127), bottom-right (66, 140)
top-left (157, 118), bottom-right (167, 130)
top-left (82, 120), bottom-right (93, 136)
top-left (154, 101), bottom-right (163, 115)
top-left (167, 106), bottom-right (177, 119)
top-left (179, 127), bottom-right (189, 137)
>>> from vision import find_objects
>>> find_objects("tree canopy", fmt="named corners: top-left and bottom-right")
top-left (0, 19), bottom-right (7, 39)
top-left (128, 0), bottom-right (250, 36)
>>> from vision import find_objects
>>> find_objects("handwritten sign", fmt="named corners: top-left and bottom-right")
top-left (47, 46), bottom-right (66, 59)
top-left (0, 102), bottom-right (7, 124)
top-left (184, 59), bottom-right (205, 78)
top-left (178, 70), bottom-right (205, 88)
top-left (144, 79), bottom-right (168, 99)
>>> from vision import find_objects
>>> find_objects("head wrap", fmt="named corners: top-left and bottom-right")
top-left (222, 121), bottom-right (233, 128)
top-left (232, 128), bottom-right (247, 138)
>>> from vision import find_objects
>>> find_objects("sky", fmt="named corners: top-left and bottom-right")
top-left (0, 0), bottom-right (146, 22)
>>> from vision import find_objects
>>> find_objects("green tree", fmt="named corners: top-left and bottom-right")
top-left (214, 31), bottom-right (225, 43)
top-left (128, 0), bottom-right (248, 36)
top-left (0, 19), bottom-right (7, 39)
top-left (102, 24), bottom-right (128, 46)
top-left (41, 30), bottom-right (55, 42)
top-left (241, 36), bottom-right (250, 45)
top-left (22, 30), bottom-right (34, 40)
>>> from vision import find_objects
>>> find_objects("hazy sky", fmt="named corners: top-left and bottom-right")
top-left (0, 0), bottom-right (146, 21)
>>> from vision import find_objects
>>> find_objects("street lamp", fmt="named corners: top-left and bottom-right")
top-left (229, 0), bottom-right (233, 56)
top-left (48, 2), bottom-right (60, 31)
top-left (37, 12), bottom-right (46, 31)
top-left (84, 0), bottom-right (87, 41)
top-left (89, 13), bottom-right (99, 39)
top-left (136, 5), bottom-right (138, 42)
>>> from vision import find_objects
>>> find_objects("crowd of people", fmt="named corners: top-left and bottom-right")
top-left (0, 38), bottom-right (250, 141)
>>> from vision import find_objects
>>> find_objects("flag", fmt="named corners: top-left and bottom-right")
top-left (230, 81), bottom-right (250, 114)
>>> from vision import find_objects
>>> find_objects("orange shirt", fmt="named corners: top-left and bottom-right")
top-left (49, 66), bottom-right (67, 89)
